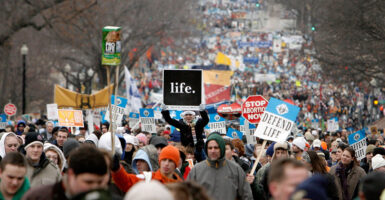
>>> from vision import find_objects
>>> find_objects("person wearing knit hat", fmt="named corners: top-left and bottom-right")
top-left (187, 132), bottom-right (253, 200)
top-left (23, 132), bottom-right (61, 187)
top-left (360, 144), bottom-right (376, 173)
top-left (111, 145), bottom-right (182, 193)
top-left (136, 133), bottom-right (148, 147)
top-left (372, 154), bottom-right (385, 172)
top-left (272, 142), bottom-right (289, 160)
top-left (292, 137), bottom-right (306, 161)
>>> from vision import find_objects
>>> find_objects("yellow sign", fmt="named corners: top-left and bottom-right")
top-left (58, 109), bottom-right (84, 127)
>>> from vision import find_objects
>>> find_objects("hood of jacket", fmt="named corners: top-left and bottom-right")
top-left (44, 143), bottom-right (66, 171)
top-left (205, 132), bottom-right (226, 167)
top-left (0, 132), bottom-right (16, 158)
top-left (132, 149), bottom-right (153, 174)
top-left (141, 144), bottom-right (159, 172)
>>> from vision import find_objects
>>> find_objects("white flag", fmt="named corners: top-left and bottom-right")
top-left (124, 66), bottom-right (142, 113)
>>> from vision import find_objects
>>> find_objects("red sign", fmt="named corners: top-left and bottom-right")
top-left (242, 95), bottom-right (268, 124)
top-left (4, 103), bottom-right (17, 116)
top-left (217, 103), bottom-right (242, 120)
top-left (204, 84), bottom-right (230, 104)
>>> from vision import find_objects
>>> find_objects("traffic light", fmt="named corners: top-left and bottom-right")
top-left (311, 26), bottom-right (316, 31)
top-left (373, 98), bottom-right (379, 106)
top-left (256, 3), bottom-right (260, 7)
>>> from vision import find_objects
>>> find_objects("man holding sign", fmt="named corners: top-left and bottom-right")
top-left (161, 105), bottom-right (208, 162)
top-left (162, 69), bottom-right (209, 162)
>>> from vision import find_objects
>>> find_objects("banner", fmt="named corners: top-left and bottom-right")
top-left (129, 112), bottom-right (140, 128)
top-left (58, 109), bottom-right (84, 127)
top-left (227, 127), bottom-right (243, 139)
top-left (54, 84), bottom-right (113, 109)
top-left (140, 108), bottom-right (156, 133)
top-left (47, 104), bottom-right (58, 120)
top-left (203, 70), bottom-right (233, 86)
top-left (254, 74), bottom-right (276, 82)
top-left (215, 52), bottom-right (231, 66)
top-left (163, 69), bottom-right (203, 110)
top-left (205, 114), bottom-right (226, 135)
top-left (124, 66), bottom-right (142, 113)
top-left (254, 98), bottom-right (300, 142)
top-left (348, 129), bottom-right (367, 160)
top-left (203, 70), bottom-right (232, 104)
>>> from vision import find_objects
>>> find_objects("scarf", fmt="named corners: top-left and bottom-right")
top-left (336, 162), bottom-right (353, 200)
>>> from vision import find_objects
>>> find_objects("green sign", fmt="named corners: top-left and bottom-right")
top-left (102, 26), bottom-right (121, 66)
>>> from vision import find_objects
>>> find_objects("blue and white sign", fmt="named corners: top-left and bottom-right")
top-left (128, 112), bottom-right (140, 128)
top-left (311, 119), bottom-right (319, 129)
top-left (0, 114), bottom-right (7, 129)
top-left (240, 116), bottom-right (257, 144)
top-left (105, 95), bottom-right (128, 128)
top-left (227, 128), bottom-right (243, 139)
top-left (327, 117), bottom-right (339, 132)
top-left (348, 129), bottom-right (367, 160)
top-left (140, 108), bottom-right (156, 133)
top-left (153, 106), bottom-right (163, 119)
top-left (205, 114), bottom-right (226, 135)
top-left (254, 97), bottom-right (300, 142)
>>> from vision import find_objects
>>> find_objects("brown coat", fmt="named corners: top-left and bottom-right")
top-left (329, 164), bottom-right (366, 200)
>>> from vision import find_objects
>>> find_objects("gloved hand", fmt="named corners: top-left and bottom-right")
top-left (199, 104), bottom-right (205, 111)
top-left (160, 103), bottom-right (167, 110)
top-left (111, 153), bottom-right (120, 172)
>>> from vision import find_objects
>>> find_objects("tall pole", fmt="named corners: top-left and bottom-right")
top-left (22, 54), bottom-right (26, 114)
top-left (21, 44), bottom-right (28, 115)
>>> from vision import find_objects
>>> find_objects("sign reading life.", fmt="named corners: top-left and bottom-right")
top-left (163, 69), bottom-right (203, 110)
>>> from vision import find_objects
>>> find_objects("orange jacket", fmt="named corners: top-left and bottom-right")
top-left (112, 165), bottom-right (182, 193)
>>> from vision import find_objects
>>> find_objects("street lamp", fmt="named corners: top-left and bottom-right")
top-left (64, 64), bottom-right (71, 88)
top-left (20, 44), bottom-right (28, 114)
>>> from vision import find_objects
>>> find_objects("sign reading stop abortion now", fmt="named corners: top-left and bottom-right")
top-left (242, 95), bottom-right (268, 124)
top-left (163, 69), bottom-right (203, 110)
top-left (254, 98), bottom-right (300, 142)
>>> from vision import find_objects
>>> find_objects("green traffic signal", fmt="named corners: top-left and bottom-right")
top-left (311, 26), bottom-right (316, 31)
top-left (256, 3), bottom-right (260, 7)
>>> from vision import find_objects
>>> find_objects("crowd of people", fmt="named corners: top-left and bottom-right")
top-left (1, 106), bottom-right (385, 199)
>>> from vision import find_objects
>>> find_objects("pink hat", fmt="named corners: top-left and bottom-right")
top-left (136, 133), bottom-right (147, 145)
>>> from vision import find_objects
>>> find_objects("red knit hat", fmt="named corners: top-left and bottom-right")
top-left (159, 145), bottom-right (180, 166)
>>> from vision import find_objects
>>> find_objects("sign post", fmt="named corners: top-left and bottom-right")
top-left (242, 95), bottom-right (268, 124)
top-left (163, 69), bottom-right (203, 110)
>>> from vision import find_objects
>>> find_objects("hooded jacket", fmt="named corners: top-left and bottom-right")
top-left (44, 143), bottom-right (66, 172)
top-left (132, 149), bottom-right (153, 174)
top-left (0, 132), bottom-right (17, 159)
top-left (141, 145), bottom-right (159, 172)
top-left (26, 153), bottom-right (62, 187)
top-left (187, 133), bottom-right (253, 200)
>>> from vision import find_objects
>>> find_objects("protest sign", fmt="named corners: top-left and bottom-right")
top-left (348, 129), bottom-right (367, 161)
top-left (327, 117), bottom-right (339, 132)
top-left (140, 108), bottom-right (156, 133)
top-left (206, 114), bottom-right (226, 135)
top-left (102, 26), bottom-right (121, 66)
top-left (105, 95), bottom-right (128, 130)
top-left (47, 104), bottom-right (58, 120)
top-left (240, 117), bottom-right (257, 144)
top-left (163, 69), bottom-right (203, 110)
top-left (242, 95), bottom-right (268, 124)
top-left (254, 97), bottom-right (300, 143)
top-left (226, 127), bottom-right (243, 139)
top-left (0, 114), bottom-right (7, 129)
top-left (58, 109), bottom-right (84, 127)
top-left (129, 112), bottom-right (140, 128)
top-left (4, 103), bottom-right (17, 117)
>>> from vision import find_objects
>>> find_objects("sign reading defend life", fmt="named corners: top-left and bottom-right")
top-left (242, 95), bottom-right (268, 124)
top-left (254, 98), bottom-right (300, 142)
top-left (348, 129), bottom-right (367, 161)
top-left (163, 69), bottom-right (203, 110)
top-left (140, 108), bottom-right (156, 133)
top-left (58, 109), bottom-right (84, 127)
